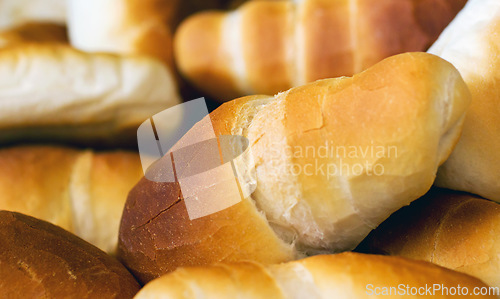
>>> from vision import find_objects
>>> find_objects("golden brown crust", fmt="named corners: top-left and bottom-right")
top-left (302, 0), bottom-right (353, 82)
top-left (136, 253), bottom-right (495, 298)
top-left (0, 146), bottom-right (143, 253)
top-left (241, 1), bottom-right (294, 94)
top-left (0, 211), bottom-right (140, 298)
top-left (118, 95), bottom-right (293, 284)
top-left (122, 0), bottom-right (178, 66)
top-left (359, 188), bottom-right (500, 287)
top-left (119, 53), bottom-right (470, 284)
top-left (0, 146), bottom-right (78, 232)
top-left (0, 22), bottom-right (68, 47)
top-left (175, 0), bottom-right (466, 100)
top-left (174, 11), bottom-right (241, 100)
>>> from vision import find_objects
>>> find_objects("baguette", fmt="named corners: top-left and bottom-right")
top-left (135, 253), bottom-right (495, 298)
top-left (0, 146), bottom-right (143, 254)
top-left (0, 43), bottom-right (180, 146)
top-left (428, 0), bottom-right (500, 202)
top-left (358, 188), bottom-right (500, 288)
top-left (0, 211), bottom-right (140, 298)
top-left (175, 0), bottom-right (467, 100)
top-left (118, 52), bottom-right (470, 283)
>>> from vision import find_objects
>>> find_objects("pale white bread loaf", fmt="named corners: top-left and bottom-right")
top-left (135, 253), bottom-right (495, 299)
top-left (0, 146), bottom-right (144, 254)
top-left (175, 0), bottom-right (467, 100)
top-left (428, 0), bottom-right (500, 202)
top-left (118, 52), bottom-right (471, 283)
top-left (67, 0), bottom-right (178, 67)
top-left (359, 188), bottom-right (500, 288)
top-left (0, 43), bottom-right (180, 145)
top-left (0, 0), bottom-right (66, 30)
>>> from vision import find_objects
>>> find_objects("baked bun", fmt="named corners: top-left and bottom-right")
top-left (428, 0), bottom-right (500, 202)
top-left (118, 52), bottom-right (470, 283)
top-left (175, 0), bottom-right (467, 100)
top-left (0, 146), bottom-right (143, 253)
top-left (136, 253), bottom-right (495, 298)
top-left (0, 43), bottom-right (180, 146)
top-left (358, 188), bottom-right (500, 288)
top-left (0, 210), bottom-right (140, 298)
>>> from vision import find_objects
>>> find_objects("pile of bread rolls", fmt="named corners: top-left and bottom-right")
top-left (0, 0), bottom-right (499, 298)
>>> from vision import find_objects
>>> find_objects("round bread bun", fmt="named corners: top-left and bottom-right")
top-left (0, 210), bottom-right (140, 298)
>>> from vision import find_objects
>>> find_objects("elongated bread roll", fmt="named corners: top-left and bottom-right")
top-left (428, 0), bottom-right (500, 202)
top-left (0, 146), bottom-right (143, 254)
top-left (358, 188), bottom-right (500, 288)
top-left (135, 253), bottom-right (495, 298)
top-left (118, 52), bottom-right (470, 283)
top-left (0, 0), bottom-right (66, 30)
top-left (175, 0), bottom-right (466, 100)
top-left (0, 211), bottom-right (140, 298)
top-left (0, 44), bottom-right (180, 145)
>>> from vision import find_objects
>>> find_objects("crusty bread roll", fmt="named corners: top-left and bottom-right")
top-left (0, 43), bottom-right (180, 146)
top-left (428, 0), bottom-right (500, 202)
top-left (118, 52), bottom-right (470, 283)
top-left (0, 146), bottom-right (143, 254)
top-left (175, 0), bottom-right (467, 100)
top-left (0, 22), bottom-right (68, 47)
top-left (135, 253), bottom-right (495, 298)
top-left (0, 0), bottom-right (66, 30)
top-left (67, 0), bottom-right (179, 67)
top-left (358, 188), bottom-right (500, 288)
top-left (0, 210), bottom-right (140, 298)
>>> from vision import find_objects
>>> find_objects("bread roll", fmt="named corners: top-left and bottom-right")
top-left (0, 43), bottom-right (180, 146)
top-left (0, 146), bottom-right (143, 254)
top-left (358, 188), bottom-right (500, 288)
top-left (68, 0), bottom-right (179, 67)
top-left (118, 52), bottom-right (470, 283)
top-left (0, 0), bottom-right (66, 30)
top-left (175, 0), bottom-right (467, 100)
top-left (136, 252), bottom-right (495, 298)
top-left (0, 22), bottom-right (67, 47)
top-left (0, 210), bottom-right (140, 298)
top-left (428, 0), bottom-right (500, 202)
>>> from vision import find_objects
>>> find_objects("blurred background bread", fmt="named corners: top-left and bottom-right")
top-left (0, 0), bottom-right (66, 30)
top-left (0, 44), bottom-right (180, 147)
top-left (0, 22), bottom-right (67, 47)
top-left (136, 253), bottom-right (495, 298)
top-left (0, 146), bottom-right (143, 253)
top-left (0, 210), bottom-right (140, 298)
top-left (118, 52), bottom-right (470, 283)
top-left (428, 0), bottom-right (500, 202)
top-left (175, 0), bottom-right (467, 101)
top-left (358, 188), bottom-right (500, 288)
